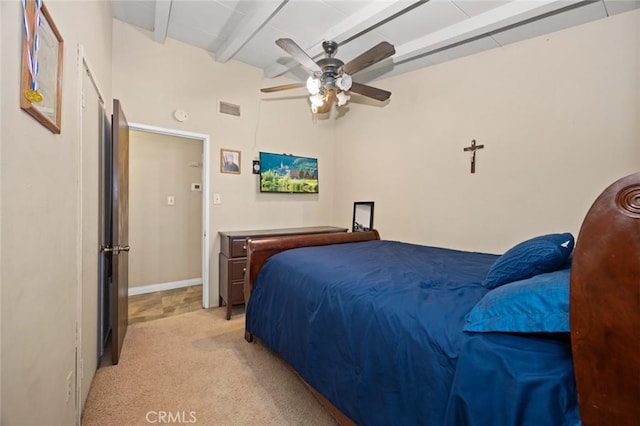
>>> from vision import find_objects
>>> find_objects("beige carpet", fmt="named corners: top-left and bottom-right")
top-left (82, 308), bottom-right (337, 426)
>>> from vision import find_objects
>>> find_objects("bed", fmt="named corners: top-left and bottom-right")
top-left (243, 173), bottom-right (639, 426)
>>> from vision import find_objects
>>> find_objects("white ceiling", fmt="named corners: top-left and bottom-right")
top-left (111, 0), bottom-right (639, 84)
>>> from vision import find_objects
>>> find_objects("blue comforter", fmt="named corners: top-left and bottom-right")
top-left (245, 240), bottom-right (578, 425)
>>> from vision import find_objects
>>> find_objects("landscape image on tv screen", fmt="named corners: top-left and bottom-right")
top-left (259, 152), bottom-right (318, 193)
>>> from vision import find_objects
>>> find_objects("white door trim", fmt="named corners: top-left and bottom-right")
top-left (128, 122), bottom-right (211, 309)
top-left (76, 44), bottom-right (105, 425)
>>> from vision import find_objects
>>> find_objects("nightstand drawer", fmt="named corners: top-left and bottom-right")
top-left (229, 259), bottom-right (246, 281)
top-left (230, 238), bottom-right (247, 258)
top-left (230, 281), bottom-right (244, 303)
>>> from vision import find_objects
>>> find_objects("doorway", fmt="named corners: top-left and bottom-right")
top-left (127, 123), bottom-right (211, 310)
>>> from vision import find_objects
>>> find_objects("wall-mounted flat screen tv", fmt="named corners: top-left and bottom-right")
top-left (259, 152), bottom-right (319, 193)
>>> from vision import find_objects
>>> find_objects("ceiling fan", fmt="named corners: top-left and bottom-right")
top-left (261, 38), bottom-right (395, 114)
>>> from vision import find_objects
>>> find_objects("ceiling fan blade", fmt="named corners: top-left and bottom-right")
top-left (276, 38), bottom-right (322, 74)
top-left (260, 82), bottom-right (305, 93)
top-left (316, 90), bottom-right (336, 114)
top-left (342, 41), bottom-right (395, 75)
top-left (349, 82), bottom-right (392, 102)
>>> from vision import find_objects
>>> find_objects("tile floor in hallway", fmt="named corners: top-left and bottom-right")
top-left (128, 284), bottom-right (203, 324)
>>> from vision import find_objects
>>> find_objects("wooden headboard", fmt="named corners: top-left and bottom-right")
top-left (570, 172), bottom-right (639, 426)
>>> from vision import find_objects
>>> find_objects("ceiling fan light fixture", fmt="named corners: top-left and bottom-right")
top-left (306, 76), bottom-right (321, 95)
top-left (310, 93), bottom-right (324, 108)
top-left (336, 74), bottom-right (352, 91)
top-left (336, 91), bottom-right (350, 107)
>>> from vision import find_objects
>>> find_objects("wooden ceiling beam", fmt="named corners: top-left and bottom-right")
top-left (216, 0), bottom-right (289, 63)
top-left (153, 0), bottom-right (172, 43)
top-left (371, 0), bottom-right (587, 71)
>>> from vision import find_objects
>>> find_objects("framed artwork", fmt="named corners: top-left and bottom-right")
top-left (220, 148), bottom-right (241, 174)
top-left (20, 0), bottom-right (64, 134)
top-left (353, 201), bottom-right (374, 231)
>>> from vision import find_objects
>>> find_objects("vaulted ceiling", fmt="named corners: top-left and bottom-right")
top-left (112, 0), bottom-right (638, 84)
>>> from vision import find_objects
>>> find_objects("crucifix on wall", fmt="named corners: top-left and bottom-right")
top-left (463, 139), bottom-right (485, 173)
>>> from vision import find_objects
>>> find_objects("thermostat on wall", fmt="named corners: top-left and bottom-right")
top-left (173, 110), bottom-right (188, 122)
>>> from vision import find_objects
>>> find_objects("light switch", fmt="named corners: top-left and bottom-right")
top-left (167, 195), bottom-right (175, 205)
top-left (213, 193), bottom-right (221, 204)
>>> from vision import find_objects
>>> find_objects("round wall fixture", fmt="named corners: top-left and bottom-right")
top-left (173, 110), bottom-right (188, 122)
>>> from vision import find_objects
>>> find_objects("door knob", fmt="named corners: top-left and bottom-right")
top-left (100, 245), bottom-right (130, 255)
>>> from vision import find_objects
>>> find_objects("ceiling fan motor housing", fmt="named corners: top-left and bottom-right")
top-left (316, 57), bottom-right (344, 89)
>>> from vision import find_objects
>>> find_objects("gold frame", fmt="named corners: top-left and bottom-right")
top-left (220, 148), bottom-right (241, 174)
top-left (20, 0), bottom-right (64, 134)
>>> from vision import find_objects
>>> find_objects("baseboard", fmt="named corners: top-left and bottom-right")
top-left (129, 278), bottom-right (202, 296)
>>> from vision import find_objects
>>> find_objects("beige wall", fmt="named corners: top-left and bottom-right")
top-left (129, 130), bottom-right (203, 288)
top-left (333, 9), bottom-right (640, 254)
top-left (111, 19), bottom-right (337, 307)
top-left (0, 2), bottom-right (3, 418)
top-left (0, 0), bottom-right (112, 424)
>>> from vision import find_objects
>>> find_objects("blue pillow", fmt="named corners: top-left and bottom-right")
top-left (465, 269), bottom-right (571, 333)
top-left (482, 233), bottom-right (574, 289)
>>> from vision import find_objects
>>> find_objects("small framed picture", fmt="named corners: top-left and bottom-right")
top-left (353, 201), bottom-right (374, 232)
top-left (220, 148), bottom-right (241, 174)
top-left (20, 0), bottom-right (64, 134)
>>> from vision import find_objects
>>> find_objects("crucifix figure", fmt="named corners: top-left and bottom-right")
top-left (463, 139), bottom-right (484, 174)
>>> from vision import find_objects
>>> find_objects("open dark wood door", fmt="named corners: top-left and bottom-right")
top-left (110, 99), bottom-right (130, 364)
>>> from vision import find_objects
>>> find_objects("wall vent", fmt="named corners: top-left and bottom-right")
top-left (219, 101), bottom-right (241, 117)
